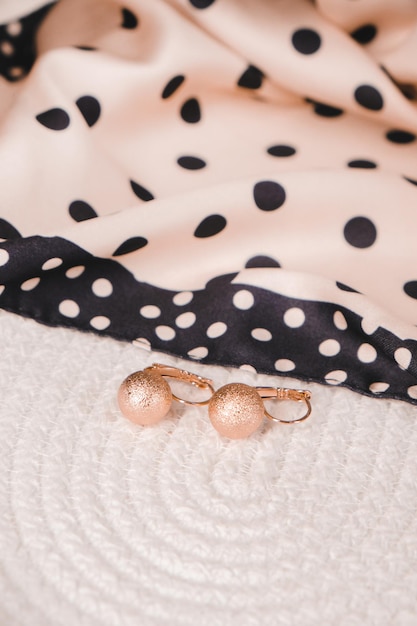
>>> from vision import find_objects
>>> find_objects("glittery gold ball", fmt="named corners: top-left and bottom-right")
top-left (117, 370), bottom-right (172, 426)
top-left (208, 383), bottom-right (264, 439)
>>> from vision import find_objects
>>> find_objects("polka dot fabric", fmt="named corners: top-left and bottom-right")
top-left (0, 3), bottom-right (54, 82)
top-left (0, 0), bottom-right (417, 405)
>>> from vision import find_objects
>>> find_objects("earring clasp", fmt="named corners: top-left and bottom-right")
top-left (256, 386), bottom-right (312, 423)
top-left (144, 363), bottom-right (215, 406)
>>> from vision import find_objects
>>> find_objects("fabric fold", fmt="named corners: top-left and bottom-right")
top-left (0, 0), bottom-right (416, 404)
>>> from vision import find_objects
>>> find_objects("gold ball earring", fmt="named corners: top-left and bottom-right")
top-left (117, 363), bottom-right (215, 426)
top-left (207, 383), bottom-right (265, 439)
top-left (208, 383), bottom-right (312, 439)
top-left (118, 369), bottom-right (172, 426)
top-left (118, 363), bottom-right (312, 438)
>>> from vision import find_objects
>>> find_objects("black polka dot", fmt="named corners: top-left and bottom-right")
top-left (344, 217), bottom-right (377, 248)
top-left (180, 98), bottom-right (201, 123)
top-left (386, 129), bottom-right (416, 144)
top-left (162, 75), bottom-right (185, 99)
top-left (245, 255), bottom-right (280, 268)
top-left (0, 218), bottom-right (21, 239)
top-left (291, 28), bottom-right (321, 55)
top-left (404, 281), bottom-right (417, 299)
top-left (404, 176), bottom-right (417, 186)
top-left (350, 24), bottom-right (377, 44)
top-left (130, 180), bottom-right (154, 202)
top-left (347, 159), bottom-right (377, 169)
top-left (306, 99), bottom-right (344, 117)
top-left (336, 281), bottom-right (359, 293)
top-left (253, 181), bottom-right (286, 212)
top-left (75, 96), bottom-right (101, 127)
top-left (75, 45), bottom-right (96, 51)
top-left (69, 200), bottom-right (98, 222)
top-left (205, 272), bottom-right (238, 290)
top-left (177, 156), bottom-right (206, 170)
top-left (121, 8), bottom-right (138, 29)
top-left (113, 237), bottom-right (148, 256)
top-left (267, 145), bottom-right (296, 157)
top-left (189, 0), bottom-right (215, 8)
top-left (237, 65), bottom-right (264, 90)
top-left (194, 214), bottom-right (226, 238)
top-left (36, 108), bottom-right (70, 130)
top-left (354, 85), bottom-right (383, 111)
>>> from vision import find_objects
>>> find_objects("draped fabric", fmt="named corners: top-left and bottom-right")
top-left (0, 0), bottom-right (417, 404)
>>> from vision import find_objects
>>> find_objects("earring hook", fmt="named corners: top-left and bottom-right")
top-left (255, 387), bottom-right (312, 423)
top-left (145, 363), bottom-right (215, 406)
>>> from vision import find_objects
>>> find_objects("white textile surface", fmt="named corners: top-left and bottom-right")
top-left (0, 309), bottom-right (417, 626)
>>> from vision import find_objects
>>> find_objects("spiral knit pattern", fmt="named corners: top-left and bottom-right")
top-left (0, 310), bottom-right (417, 625)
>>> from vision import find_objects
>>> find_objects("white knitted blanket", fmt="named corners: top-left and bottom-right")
top-left (1, 309), bottom-right (416, 626)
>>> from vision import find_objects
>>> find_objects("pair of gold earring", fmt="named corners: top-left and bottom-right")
top-left (118, 363), bottom-right (312, 439)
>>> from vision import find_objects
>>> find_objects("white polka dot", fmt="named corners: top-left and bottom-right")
top-left (66, 265), bottom-right (85, 278)
top-left (283, 307), bottom-right (305, 328)
top-left (140, 305), bottom-right (161, 319)
top-left (206, 322), bottom-right (227, 338)
top-left (274, 359), bottom-right (295, 372)
top-left (251, 328), bottom-right (272, 342)
top-left (155, 325), bottom-right (176, 341)
top-left (0, 41), bottom-right (14, 56)
top-left (20, 277), bottom-right (40, 291)
top-left (233, 289), bottom-right (254, 310)
top-left (173, 291), bottom-right (193, 306)
top-left (325, 370), bottom-right (347, 385)
top-left (239, 364), bottom-right (257, 373)
top-left (188, 346), bottom-right (208, 360)
top-left (369, 382), bottom-right (389, 394)
top-left (59, 299), bottom-right (80, 318)
top-left (0, 249), bottom-right (9, 266)
top-left (361, 318), bottom-right (378, 335)
top-left (357, 343), bottom-right (377, 363)
top-left (9, 66), bottom-right (24, 78)
top-left (319, 339), bottom-right (341, 357)
top-left (175, 312), bottom-right (196, 329)
top-left (333, 311), bottom-right (347, 330)
top-left (408, 385), bottom-right (417, 400)
top-left (92, 278), bottom-right (113, 297)
top-left (42, 257), bottom-right (62, 271)
top-left (394, 347), bottom-right (412, 371)
top-left (7, 21), bottom-right (22, 36)
top-left (90, 316), bottom-right (111, 330)
top-left (0, 285), bottom-right (5, 295)
top-left (132, 337), bottom-right (151, 351)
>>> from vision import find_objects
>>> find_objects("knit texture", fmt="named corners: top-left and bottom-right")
top-left (0, 309), bottom-right (416, 626)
